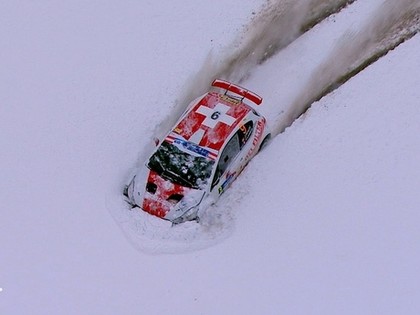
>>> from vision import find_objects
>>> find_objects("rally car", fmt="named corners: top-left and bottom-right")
top-left (124, 79), bottom-right (270, 224)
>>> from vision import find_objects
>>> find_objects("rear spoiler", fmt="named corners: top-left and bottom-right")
top-left (211, 79), bottom-right (263, 105)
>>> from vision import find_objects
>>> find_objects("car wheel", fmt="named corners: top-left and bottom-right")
top-left (258, 134), bottom-right (271, 152)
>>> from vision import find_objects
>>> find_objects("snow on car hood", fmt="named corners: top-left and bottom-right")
top-left (141, 170), bottom-right (202, 219)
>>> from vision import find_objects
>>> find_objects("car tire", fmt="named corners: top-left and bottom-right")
top-left (258, 134), bottom-right (271, 152)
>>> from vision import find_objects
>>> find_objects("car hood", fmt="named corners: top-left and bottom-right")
top-left (138, 169), bottom-right (203, 219)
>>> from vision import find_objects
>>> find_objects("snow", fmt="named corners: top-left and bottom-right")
top-left (1, 0), bottom-right (420, 314)
top-left (234, 33), bottom-right (420, 314)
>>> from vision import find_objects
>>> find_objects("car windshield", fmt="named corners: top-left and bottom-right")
top-left (147, 141), bottom-right (215, 189)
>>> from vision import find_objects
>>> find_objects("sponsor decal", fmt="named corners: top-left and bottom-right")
top-left (220, 94), bottom-right (241, 105)
top-left (166, 136), bottom-right (217, 160)
top-left (245, 119), bottom-right (265, 160)
top-left (219, 171), bottom-right (236, 194)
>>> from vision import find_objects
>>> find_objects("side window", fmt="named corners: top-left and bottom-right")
top-left (237, 121), bottom-right (254, 148)
top-left (212, 133), bottom-right (240, 188)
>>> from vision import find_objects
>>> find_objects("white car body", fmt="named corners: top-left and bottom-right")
top-left (124, 79), bottom-right (270, 224)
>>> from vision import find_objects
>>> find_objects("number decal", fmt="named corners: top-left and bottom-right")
top-left (196, 104), bottom-right (236, 128)
top-left (211, 111), bottom-right (221, 120)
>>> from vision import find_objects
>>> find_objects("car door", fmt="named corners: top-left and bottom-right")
top-left (210, 120), bottom-right (255, 197)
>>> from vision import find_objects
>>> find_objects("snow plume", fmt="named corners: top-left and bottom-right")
top-left (155, 0), bottom-right (355, 142)
top-left (175, 0), bottom-right (355, 113)
top-left (216, 0), bottom-right (310, 83)
top-left (216, 0), bottom-right (356, 83)
top-left (275, 0), bottom-right (420, 135)
top-left (155, 0), bottom-right (309, 140)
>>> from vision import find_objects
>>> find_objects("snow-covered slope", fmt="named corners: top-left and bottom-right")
top-left (1, 1), bottom-right (419, 314)
top-left (232, 33), bottom-right (420, 314)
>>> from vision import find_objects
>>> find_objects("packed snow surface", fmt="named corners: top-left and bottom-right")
top-left (1, 0), bottom-right (420, 314)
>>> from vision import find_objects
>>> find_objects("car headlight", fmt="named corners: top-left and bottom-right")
top-left (172, 206), bottom-right (198, 224)
top-left (170, 191), bottom-right (205, 224)
top-left (123, 176), bottom-right (136, 204)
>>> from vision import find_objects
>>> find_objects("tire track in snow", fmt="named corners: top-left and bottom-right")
top-left (214, 0), bottom-right (356, 82)
top-left (273, 0), bottom-right (420, 135)
top-left (186, 0), bottom-right (355, 92)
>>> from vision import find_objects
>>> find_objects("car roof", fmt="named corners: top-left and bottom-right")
top-left (166, 92), bottom-right (252, 158)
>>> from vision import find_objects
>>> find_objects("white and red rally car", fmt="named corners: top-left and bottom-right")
top-left (124, 79), bottom-right (270, 224)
